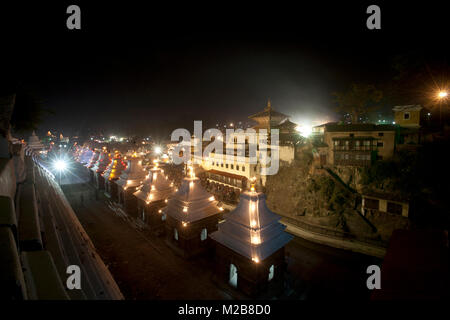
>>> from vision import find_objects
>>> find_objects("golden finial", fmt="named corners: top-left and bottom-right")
top-left (266, 98), bottom-right (272, 110)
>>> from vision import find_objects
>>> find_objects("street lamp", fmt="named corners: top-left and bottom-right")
top-left (437, 90), bottom-right (448, 125)
top-left (438, 91), bottom-right (448, 99)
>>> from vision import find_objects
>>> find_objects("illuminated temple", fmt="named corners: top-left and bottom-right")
top-left (210, 181), bottom-right (293, 296)
top-left (133, 161), bottom-right (175, 233)
top-left (115, 155), bottom-right (147, 215)
top-left (103, 152), bottom-right (127, 201)
top-left (163, 167), bottom-right (223, 258)
top-left (201, 99), bottom-right (300, 192)
top-left (90, 151), bottom-right (111, 190)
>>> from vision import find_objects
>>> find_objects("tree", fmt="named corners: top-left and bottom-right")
top-left (10, 90), bottom-right (52, 133)
top-left (333, 83), bottom-right (383, 123)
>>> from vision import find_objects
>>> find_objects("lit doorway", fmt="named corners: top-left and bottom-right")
top-left (229, 264), bottom-right (237, 288)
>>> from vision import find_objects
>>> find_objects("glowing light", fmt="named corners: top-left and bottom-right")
top-left (183, 206), bottom-right (188, 212)
top-left (165, 199), bottom-right (168, 203)
top-left (158, 209), bottom-right (162, 213)
top-left (219, 207), bottom-right (224, 211)
top-left (182, 221), bottom-right (187, 227)
top-left (296, 124), bottom-right (313, 137)
top-left (251, 235), bottom-right (261, 244)
top-left (151, 185), bottom-right (155, 191)
top-left (252, 257), bottom-right (259, 263)
top-left (154, 146), bottom-right (162, 154)
top-left (189, 181), bottom-right (194, 188)
top-left (54, 159), bottom-right (67, 172)
top-left (438, 91), bottom-right (448, 99)
top-left (209, 196), bottom-right (215, 201)
top-left (250, 219), bottom-right (257, 228)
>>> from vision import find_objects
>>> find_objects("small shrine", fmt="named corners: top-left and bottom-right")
top-left (133, 160), bottom-right (175, 233)
top-left (210, 179), bottom-right (293, 296)
top-left (163, 166), bottom-right (222, 258)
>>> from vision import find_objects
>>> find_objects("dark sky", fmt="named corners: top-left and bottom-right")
top-left (1, 1), bottom-right (449, 139)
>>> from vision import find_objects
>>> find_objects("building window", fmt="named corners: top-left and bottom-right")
top-left (364, 198), bottom-right (379, 210)
top-left (404, 112), bottom-right (410, 120)
top-left (387, 202), bottom-right (402, 215)
top-left (231, 164), bottom-right (234, 170)
top-left (225, 164), bottom-right (228, 168)
top-left (200, 228), bottom-right (207, 241)
top-left (221, 163), bottom-right (223, 167)
top-left (174, 228), bottom-right (178, 240)
top-left (242, 166), bottom-right (245, 172)
top-left (349, 133), bottom-right (354, 137)
top-left (162, 213), bottom-right (166, 221)
top-left (268, 265), bottom-right (274, 281)
top-left (378, 132), bottom-right (384, 137)
top-left (377, 141), bottom-right (384, 147)
top-left (236, 165), bottom-right (239, 170)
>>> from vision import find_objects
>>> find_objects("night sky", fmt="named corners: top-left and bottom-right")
top-left (1, 1), bottom-right (448, 139)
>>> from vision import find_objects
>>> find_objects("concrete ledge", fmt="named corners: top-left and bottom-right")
top-left (281, 219), bottom-right (386, 258)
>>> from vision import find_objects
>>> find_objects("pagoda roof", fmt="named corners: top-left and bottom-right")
top-left (210, 190), bottom-right (293, 261)
top-left (248, 100), bottom-right (289, 121)
top-left (116, 157), bottom-right (147, 188)
top-left (134, 167), bottom-right (175, 203)
top-left (163, 177), bottom-right (221, 223)
top-left (102, 156), bottom-right (127, 181)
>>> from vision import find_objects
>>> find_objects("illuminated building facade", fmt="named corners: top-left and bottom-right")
top-left (210, 182), bottom-right (293, 296)
top-left (313, 123), bottom-right (396, 167)
top-left (198, 100), bottom-right (299, 190)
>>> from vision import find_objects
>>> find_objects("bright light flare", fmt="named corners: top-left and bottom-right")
top-left (154, 146), bottom-right (162, 154)
top-left (438, 91), bottom-right (448, 99)
top-left (54, 159), bottom-right (67, 172)
top-left (296, 124), bottom-right (313, 138)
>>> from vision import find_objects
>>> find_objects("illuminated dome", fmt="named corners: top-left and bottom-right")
top-left (134, 165), bottom-right (174, 204)
top-left (164, 173), bottom-right (222, 223)
top-left (102, 154), bottom-right (127, 181)
top-left (91, 152), bottom-right (111, 174)
top-left (210, 188), bottom-right (293, 262)
top-left (116, 156), bottom-right (147, 189)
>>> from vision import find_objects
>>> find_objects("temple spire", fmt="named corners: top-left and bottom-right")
top-left (266, 98), bottom-right (272, 111)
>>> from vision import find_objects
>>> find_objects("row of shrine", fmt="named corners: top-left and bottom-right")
top-left (73, 145), bottom-right (293, 297)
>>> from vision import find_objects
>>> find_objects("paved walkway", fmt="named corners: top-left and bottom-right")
top-left (281, 219), bottom-right (386, 258)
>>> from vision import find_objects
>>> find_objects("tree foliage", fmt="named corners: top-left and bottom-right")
top-left (10, 90), bottom-right (50, 133)
top-left (333, 83), bottom-right (383, 123)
